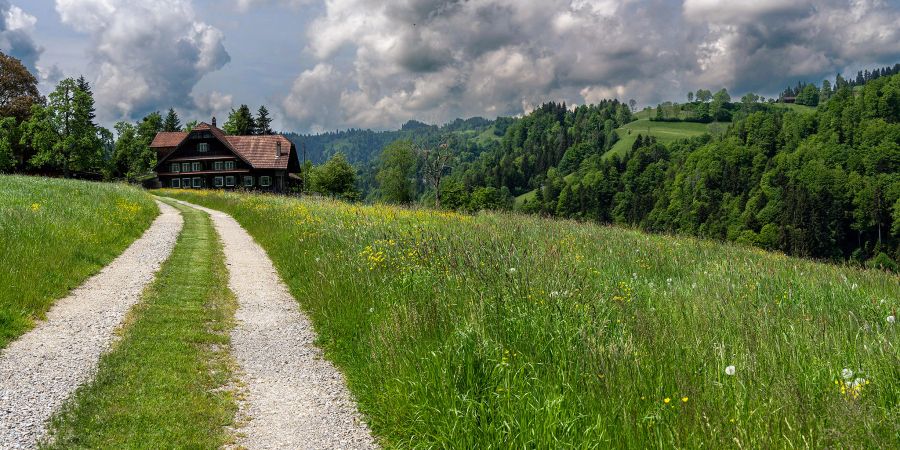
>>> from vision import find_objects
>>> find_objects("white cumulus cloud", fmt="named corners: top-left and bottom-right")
top-left (55, 0), bottom-right (231, 122)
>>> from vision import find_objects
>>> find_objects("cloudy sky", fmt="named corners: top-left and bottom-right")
top-left (3, 0), bottom-right (900, 133)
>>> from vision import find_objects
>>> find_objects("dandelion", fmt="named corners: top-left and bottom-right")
top-left (30, 203), bottom-right (41, 212)
top-left (725, 365), bottom-right (736, 376)
top-left (888, 315), bottom-right (896, 324)
top-left (681, 397), bottom-right (689, 403)
top-left (841, 368), bottom-right (853, 380)
top-left (663, 397), bottom-right (671, 404)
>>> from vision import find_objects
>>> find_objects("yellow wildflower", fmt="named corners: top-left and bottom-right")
top-left (663, 397), bottom-right (670, 404)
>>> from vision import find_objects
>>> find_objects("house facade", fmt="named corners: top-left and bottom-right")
top-left (151, 119), bottom-right (300, 192)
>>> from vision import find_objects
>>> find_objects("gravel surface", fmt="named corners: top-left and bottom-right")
top-left (0, 200), bottom-right (183, 449)
top-left (175, 200), bottom-right (377, 450)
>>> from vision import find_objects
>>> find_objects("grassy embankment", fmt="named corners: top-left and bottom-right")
top-left (159, 189), bottom-right (899, 448)
top-left (0, 175), bottom-right (158, 348)
top-left (44, 199), bottom-right (237, 448)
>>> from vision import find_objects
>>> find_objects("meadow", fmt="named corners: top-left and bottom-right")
top-left (0, 175), bottom-right (157, 348)
top-left (158, 189), bottom-right (899, 448)
top-left (604, 118), bottom-right (727, 160)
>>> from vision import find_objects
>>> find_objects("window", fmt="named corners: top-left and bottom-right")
top-left (182, 178), bottom-right (191, 188)
top-left (260, 176), bottom-right (271, 187)
top-left (214, 161), bottom-right (223, 171)
top-left (243, 175), bottom-right (254, 187)
top-left (192, 177), bottom-right (202, 188)
top-left (198, 142), bottom-right (209, 152)
top-left (182, 162), bottom-right (190, 172)
top-left (214, 176), bottom-right (224, 187)
top-left (171, 178), bottom-right (181, 188)
top-left (171, 163), bottom-right (180, 173)
top-left (224, 161), bottom-right (235, 170)
top-left (192, 162), bottom-right (202, 171)
top-left (225, 176), bottom-right (235, 187)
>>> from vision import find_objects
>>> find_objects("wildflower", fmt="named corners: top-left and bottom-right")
top-left (315, 257), bottom-right (321, 263)
top-left (663, 397), bottom-right (671, 404)
top-left (368, 307), bottom-right (374, 313)
top-left (841, 368), bottom-right (853, 380)
top-left (681, 397), bottom-right (689, 403)
top-left (888, 315), bottom-right (896, 324)
top-left (30, 203), bottom-right (41, 212)
top-left (508, 267), bottom-right (517, 274)
top-left (725, 365), bottom-right (736, 376)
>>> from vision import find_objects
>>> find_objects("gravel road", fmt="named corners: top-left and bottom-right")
top-left (175, 200), bottom-right (377, 450)
top-left (0, 200), bottom-right (183, 449)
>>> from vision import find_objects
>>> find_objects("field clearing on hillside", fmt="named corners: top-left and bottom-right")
top-left (0, 176), bottom-right (157, 348)
top-left (605, 119), bottom-right (726, 159)
top-left (158, 189), bottom-right (899, 448)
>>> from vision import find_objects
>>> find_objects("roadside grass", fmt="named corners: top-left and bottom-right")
top-left (42, 199), bottom-right (237, 449)
top-left (158, 189), bottom-right (900, 449)
top-left (0, 175), bottom-right (157, 349)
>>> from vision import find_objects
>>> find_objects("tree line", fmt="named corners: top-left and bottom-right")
top-left (0, 52), bottom-right (277, 181)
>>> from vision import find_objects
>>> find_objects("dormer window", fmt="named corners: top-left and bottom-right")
top-left (198, 143), bottom-right (209, 152)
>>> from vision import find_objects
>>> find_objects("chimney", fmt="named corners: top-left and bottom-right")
top-left (276, 141), bottom-right (282, 158)
top-left (211, 116), bottom-right (217, 127)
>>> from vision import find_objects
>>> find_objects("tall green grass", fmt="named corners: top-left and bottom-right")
top-left (159, 189), bottom-right (899, 448)
top-left (0, 175), bottom-right (157, 348)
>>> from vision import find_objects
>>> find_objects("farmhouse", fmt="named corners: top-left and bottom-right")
top-left (151, 118), bottom-right (300, 192)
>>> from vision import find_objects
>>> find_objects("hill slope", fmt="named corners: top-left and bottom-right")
top-left (159, 188), bottom-right (900, 449)
top-left (0, 176), bottom-right (158, 348)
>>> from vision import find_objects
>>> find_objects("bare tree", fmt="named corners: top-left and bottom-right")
top-left (419, 142), bottom-right (452, 208)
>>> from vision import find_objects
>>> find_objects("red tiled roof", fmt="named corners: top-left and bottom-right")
top-left (152, 123), bottom-right (294, 171)
top-left (225, 135), bottom-right (293, 170)
top-left (150, 131), bottom-right (188, 148)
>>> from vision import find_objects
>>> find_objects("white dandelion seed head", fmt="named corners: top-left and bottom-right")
top-left (725, 365), bottom-right (736, 376)
top-left (315, 257), bottom-right (321, 263)
top-left (888, 315), bottom-right (896, 324)
top-left (666, 278), bottom-right (673, 284)
top-left (550, 291), bottom-right (560, 298)
top-left (852, 377), bottom-right (866, 388)
top-left (368, 307), bottom-right (374, 313)
top-left (841, 368), bottom-right (854, 380)
top-left (508, 267), bottom-right (517, 274)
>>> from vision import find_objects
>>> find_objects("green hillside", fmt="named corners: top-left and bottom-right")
top-left (0, 176), bottom-right (157, 348)
top-left (160, 188), bottom-right (900, 449)
top-left (605, 119), bottom-right (725, 159)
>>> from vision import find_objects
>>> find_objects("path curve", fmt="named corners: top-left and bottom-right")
top-left (0, 200), bottom-right (183, 448)
top-left (174, 200), bottom-right (377, 450)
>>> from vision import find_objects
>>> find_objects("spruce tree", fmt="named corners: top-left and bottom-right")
top-left (163, 108), bottom-right (181, 132)
top-left (255, 105), bottom-right (273, 135)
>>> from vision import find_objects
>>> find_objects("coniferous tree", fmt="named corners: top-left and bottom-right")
top-left (163, 108), bottom-right (181, 132)
top-left (21, 78), bottom-right (101, 177)
top-left (254, 105), bottom-right (273, 135)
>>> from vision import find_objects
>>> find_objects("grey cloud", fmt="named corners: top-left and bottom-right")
top-left (55, 0), bottom-right (230, 122)
top-left (0, 1), bottom-right (42, 73)
top-left (283, 0), bottom-right (900, 132)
